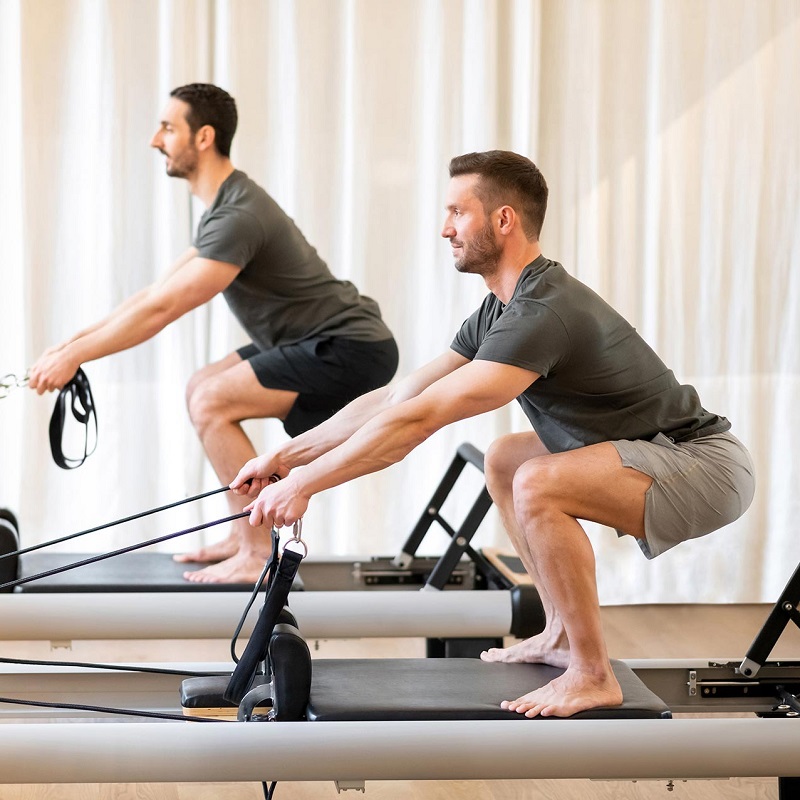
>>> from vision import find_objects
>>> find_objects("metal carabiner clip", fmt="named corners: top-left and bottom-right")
top-left (0, 372), bottom-right (29, 400)
top-left (281, 518), bottom-right (307, 559)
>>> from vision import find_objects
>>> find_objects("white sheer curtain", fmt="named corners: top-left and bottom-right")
top-left (0, 0), bottom-right (797, 603)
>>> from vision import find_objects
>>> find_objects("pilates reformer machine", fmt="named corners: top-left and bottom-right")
top-left (0, 444), bottom-right (542, 652)
top-left (0, 551), bottom-right (799, 793)
top-left (1, 443), bottom-right (799, 794)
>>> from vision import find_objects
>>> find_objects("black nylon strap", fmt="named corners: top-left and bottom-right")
top-left (49, 368), bottom-right (97, 469)
top-left (223, 545), bottom-right (303, 705)
top-left (229, 528), bottom-right (281, 665)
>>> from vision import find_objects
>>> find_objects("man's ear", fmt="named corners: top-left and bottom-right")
top-left (195, 124), bottom-right (217, 153)
top-left (496, 205), bottom-right (517, 236)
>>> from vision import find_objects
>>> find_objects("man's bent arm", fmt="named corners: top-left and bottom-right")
top-left (245, 359), bottom-right (539, 528)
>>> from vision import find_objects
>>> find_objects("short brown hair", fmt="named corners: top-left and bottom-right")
top-left (449, 150), bottom-right (548, 240)
top-left (170, 83), bottom-right (238, 158)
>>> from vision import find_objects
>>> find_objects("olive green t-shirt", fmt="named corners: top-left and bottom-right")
top-left (451, 255), bottom-right (729, 453)
top-left (195, 170), bottom-right (392, 349)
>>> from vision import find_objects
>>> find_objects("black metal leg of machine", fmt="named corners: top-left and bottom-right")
top-left (426, 636), bottom-right (502, 659)
top-left (393, 443), bottom-right (494, 589)
top-left (394, 443), bottom-right (488, 568)
top-left (424, 487), bottom-right (494, 591)
top-left (740, 562), bottom-right (800, 678)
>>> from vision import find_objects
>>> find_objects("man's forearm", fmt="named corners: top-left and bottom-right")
top-left (276, 352), bottom-right (468, 471)
top-left (292, 398), bottom-right (434, 498)
top-left (64, 288), bottom-right (152, 346)
top-left (278, 385), bottom-right (394, 468)
top-left (66, 288), bottom-right (175, 364)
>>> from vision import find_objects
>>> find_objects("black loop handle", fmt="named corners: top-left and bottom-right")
top-left (49, 368), bottom-right (98, 469)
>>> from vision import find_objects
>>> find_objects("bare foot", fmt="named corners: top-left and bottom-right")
top-left (501, 664), bottom-right (623, 718)
top-left (183, 551), bottom-right (271, 584)
top-left (173, 534), bottom-right (239, 564)
top-left (480, 632), bottom-right (570, 668)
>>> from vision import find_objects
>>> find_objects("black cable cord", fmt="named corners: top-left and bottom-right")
top-left (230, 557), bottom-right (272, 665)
top-left (0, 695), bottom-right (222, 722)
top-left (0, 485), bottom-right (232, 562)
top-left (0, 490), bottom-right (280, 721)
top-left (262, 780), bottom-right (278, 798)
top-left (0, 655), bottom-right (217, 677)
top-left (0, 510), bottom-right (249, 591)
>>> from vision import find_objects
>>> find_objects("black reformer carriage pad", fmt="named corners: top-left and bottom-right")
top-left (305, 658), bottom-right (671, 721)
top-left (182, 621), bottom-right (671, 721)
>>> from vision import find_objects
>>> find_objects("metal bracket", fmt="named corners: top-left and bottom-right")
top-left (335, 780), bottom-right (366, 793)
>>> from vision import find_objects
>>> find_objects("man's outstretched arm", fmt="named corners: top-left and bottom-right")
top-left (28, 249), bottom-right (239, 393)
top-left (241, 358), bottom-right (540, 529)
top-left (231, 349), bottom-right (473, 494)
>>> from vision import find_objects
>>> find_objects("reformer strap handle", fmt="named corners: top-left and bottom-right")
top-left (224, 526), bottom-right (305, 705)
top-left (49, 368), bottom-right (97, 469)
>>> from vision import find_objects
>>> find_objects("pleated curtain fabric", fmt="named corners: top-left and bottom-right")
top-left (0, 0), bottom-right (797, 603)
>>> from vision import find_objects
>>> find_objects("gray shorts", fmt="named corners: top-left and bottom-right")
top-left (611, 431), bottom-right (755, 559)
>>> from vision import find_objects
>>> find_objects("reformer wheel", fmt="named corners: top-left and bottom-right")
top-left (0, 508), bottom-right (20, 592)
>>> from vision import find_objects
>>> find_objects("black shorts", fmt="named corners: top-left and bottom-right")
top-left (238, 337), bottom-right (399, 437)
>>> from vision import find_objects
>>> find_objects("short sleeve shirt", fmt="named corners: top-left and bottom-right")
top-left (451, 256), bottom-right (729, 453)
top-left (194, 170), bottom-right (392, 350)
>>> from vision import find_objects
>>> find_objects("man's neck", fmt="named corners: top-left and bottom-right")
top-left (187, 157), bottom-right (236, 207)
top-left (484, 242), bottom-right (543, 304)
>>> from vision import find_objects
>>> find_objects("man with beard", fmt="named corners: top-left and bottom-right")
top-left (229, 149), bottom-right (755, 717)
top-left (28, 83), bottom-right (398, 585)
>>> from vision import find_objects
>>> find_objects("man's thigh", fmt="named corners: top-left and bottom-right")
top-left (187, 350), bottom-right (244, 397)
top-left (198, 354), bottom-right (298, 422)
top-left (516, 441), bottom-right (653, 540)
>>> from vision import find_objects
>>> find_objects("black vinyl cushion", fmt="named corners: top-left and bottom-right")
top-left (306, 658), bottom-right (671, 721)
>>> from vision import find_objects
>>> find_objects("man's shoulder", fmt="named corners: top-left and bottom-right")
top-left (217, 170), bottom-right (273, 210)
top-left (515, 259), bottom-right (611, 312)
top-left (200, 171), bottom-right (279, 236)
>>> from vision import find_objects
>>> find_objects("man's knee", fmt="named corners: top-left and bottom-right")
top-left (186, 379), bottom-right (229, 432)
top-left (511, 458), bottom-right (561, 526)
top-left (185, 368), bottom-right (208, 411)
top-left (484, 434), bottom-right (536, 493)
top-left (186, 352), bottom-right (244, 411)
